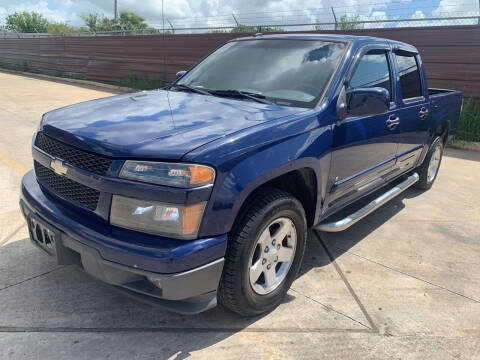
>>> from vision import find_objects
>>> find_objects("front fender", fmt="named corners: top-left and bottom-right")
top-left (197, 126), bottom-right (332, 237)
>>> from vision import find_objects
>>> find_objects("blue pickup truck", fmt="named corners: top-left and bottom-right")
top-left (20, 34), bottom-right (462, 316)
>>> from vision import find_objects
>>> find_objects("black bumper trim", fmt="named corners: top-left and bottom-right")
top-left (62, 234), bottom-right (224, 301)
top-left (22, 203), bottom-right (224, 314)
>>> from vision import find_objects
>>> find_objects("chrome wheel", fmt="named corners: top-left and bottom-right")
top-left (249, 217), bottom-right (297, 295)
top-left (427, 145), bottom-right (442, 182)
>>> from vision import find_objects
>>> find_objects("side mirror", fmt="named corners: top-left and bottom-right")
top-left (343, 87), bottom-right (390, 118)
top-left (176, 70), bottom-right (187, 80)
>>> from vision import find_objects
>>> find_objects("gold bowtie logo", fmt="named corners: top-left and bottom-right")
top-left (50, 159), bottom-right (68, 176)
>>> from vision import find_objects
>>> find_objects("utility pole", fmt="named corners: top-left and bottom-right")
top-left (162, 0), bottom-right (165, 34)
top-left (331, 7), bottom-right (338, 30)
top-left (114, 0), bottom-right (118, 20)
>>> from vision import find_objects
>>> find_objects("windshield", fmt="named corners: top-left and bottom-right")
top-left (176, 39), bottom-right (347, 108)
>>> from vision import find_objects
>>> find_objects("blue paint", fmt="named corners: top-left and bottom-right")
top-left (22, 34), bottom-right (462, 281)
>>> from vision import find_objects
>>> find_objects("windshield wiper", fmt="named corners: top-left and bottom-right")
top-left (209, 89), bottom-right (274, 105)
top-left (171, 83), bottom-right (212, 96)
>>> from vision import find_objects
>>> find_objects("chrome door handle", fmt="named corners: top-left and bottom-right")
top-left (419, 107), bottom-right (429, 119)
top-left (386, 115), bottom-right (400, 130)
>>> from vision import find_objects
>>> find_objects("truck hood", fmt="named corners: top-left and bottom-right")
top-left (41, 90), bottom-right (306, 159)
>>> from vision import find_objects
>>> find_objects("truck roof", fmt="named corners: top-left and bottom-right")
top-left (232, 33), bottom-right (418, 53)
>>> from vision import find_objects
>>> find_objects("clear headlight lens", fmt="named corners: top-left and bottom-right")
top-left (119, 161), bottom-right (215, 188)
top-left (110, 195), bottom-right (206, 239)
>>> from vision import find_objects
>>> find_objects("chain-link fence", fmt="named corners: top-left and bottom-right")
top-left (1, 14), bottom-right (479, 38)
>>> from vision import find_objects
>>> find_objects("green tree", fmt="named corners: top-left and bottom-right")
top-left (230, 24), bottom-right (255, 33)
top-left (118, 11), bottom-right (148, 30)
top-left (46, 22), bottom-right (86, 35)
top-left (81, 11), bottom-right (150, 33)
top-left (5, 11), bottom-right (49, 33)
top-left (339, 15), bottom-right (363, 30)
top-left (229, 24), bottom-right (284, 33)
top-left (81, 12), bottom-right (101, 32)
top-left (257, 26), bottom-right (283, 33)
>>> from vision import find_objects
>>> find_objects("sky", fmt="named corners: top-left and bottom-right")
top-left (0, 0), bottom-right (478, 30)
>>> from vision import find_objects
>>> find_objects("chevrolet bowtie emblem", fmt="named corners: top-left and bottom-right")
top-left (50, 159), bottom-right (68, 176)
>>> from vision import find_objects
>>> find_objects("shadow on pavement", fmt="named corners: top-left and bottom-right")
top-left (0, 238), bottom-right (298, 359)
top-left (444, 147), bottom-right (480, 162)
top-left (0, 185), bottom-right (421, 358)
top-left (307, 186), bottom-right (424, 267)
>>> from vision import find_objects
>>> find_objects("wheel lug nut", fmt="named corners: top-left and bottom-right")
top-left (277, 244), bottom-right (280, 250)
top-left (264, 247), bottom-right (269, 253)
top-left (262, 258), bottom-right (267, 265)
top-left (267, 264), bottom-right (271, 270)
top-left (272, 240), bottom-right (276, 246)
top-left (274, 256), bottom-right (278, 262)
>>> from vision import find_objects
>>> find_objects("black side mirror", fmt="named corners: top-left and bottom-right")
top-left (176, 71), bottom-right (187, 80)
top-left (342, 87), bottom-right (390, 118)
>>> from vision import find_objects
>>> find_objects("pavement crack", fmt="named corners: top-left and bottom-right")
top-left (0, 222), bottom-right (27, 247)
top-left (331, 244), bottom-right (480, 304)
top-left (0, 267), bottom-right (63, 292)
top-left (0, 326), bottom-right (372, 334)
top-left (314, 230), bottom-right (379, 333)
top-left (290, 288), bottom-right (374, 331)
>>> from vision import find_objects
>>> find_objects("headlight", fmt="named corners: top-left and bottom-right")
top-left (38, 114), bottom-right (45, 130)
top-left (119, 161), bottom-right (215, 188)
top-left (110, 195), bottom-right (206, 239)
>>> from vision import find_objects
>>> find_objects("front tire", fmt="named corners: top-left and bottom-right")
top-left (415, 136), bottom-right (444, 190)
top-left (218, 188), bottom-right (307, 317)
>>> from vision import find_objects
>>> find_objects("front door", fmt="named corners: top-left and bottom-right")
top-left (326, 47), bottom-right (399, 213)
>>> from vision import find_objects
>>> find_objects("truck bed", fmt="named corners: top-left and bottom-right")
top-left (428, 88), bottom-right (463, 138)
top-left (428, 88), bottom-right (459, 96)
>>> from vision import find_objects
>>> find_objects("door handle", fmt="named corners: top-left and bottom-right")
top-left (419, 107), bottom-right (429, 119)
top-left (386, 115), bottom-right (400, 130)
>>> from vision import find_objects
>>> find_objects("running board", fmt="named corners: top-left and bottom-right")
top-left (315, 172), bottom-right (419, 232)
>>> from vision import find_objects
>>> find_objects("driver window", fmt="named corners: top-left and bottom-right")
top-left (348, 50), bottom-right (393, 99)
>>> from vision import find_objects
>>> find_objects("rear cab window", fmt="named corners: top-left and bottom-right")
top-left (395, 51), bottom-right (423, 102)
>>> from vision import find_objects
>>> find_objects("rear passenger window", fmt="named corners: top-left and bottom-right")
top-left (349, 50), bottom-right (392, 97)
top-left (396, 53), bottom-right (423, 100)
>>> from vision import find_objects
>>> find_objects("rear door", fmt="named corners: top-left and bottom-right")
top-left (391, 49), bottom-right (430, 171)
top-left (326, 45), bottom-right (399, 212)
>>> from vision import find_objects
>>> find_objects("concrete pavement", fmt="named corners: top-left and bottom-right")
top-left (0, 71), bottom-right (479, 359)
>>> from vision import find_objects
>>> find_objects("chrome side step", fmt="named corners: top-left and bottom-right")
top-left (315, 172), bottom-right (419, 232)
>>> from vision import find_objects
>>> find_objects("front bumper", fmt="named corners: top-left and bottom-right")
top-left (20, 170), bottom-right (227, 314)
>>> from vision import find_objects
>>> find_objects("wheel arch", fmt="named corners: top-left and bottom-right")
top-left (434, 119), bottom-right (450, 146)
top-left (199, 158), bottom-right (324, 238)
top-left (238, 167), bottom-right (318, 228)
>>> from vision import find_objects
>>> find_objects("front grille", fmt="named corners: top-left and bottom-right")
top-left (35, 132), bottom-right (112, 175)
top-left (34, 161), bottom-right (100, 211)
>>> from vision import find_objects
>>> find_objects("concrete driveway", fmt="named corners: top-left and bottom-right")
top-left (0, 71), bottom-right (479, 359)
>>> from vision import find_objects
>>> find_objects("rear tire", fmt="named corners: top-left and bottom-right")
top-left (414, 136), bottom-right (444, 190)
top-left (218, 188), bottom-right (307, 317)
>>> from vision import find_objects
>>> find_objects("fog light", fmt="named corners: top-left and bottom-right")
top-left (147, 277), bottom-right (162, 289)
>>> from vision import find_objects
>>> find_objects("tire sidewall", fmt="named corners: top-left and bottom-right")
top-left (426, 137), bottom-right (444, 186)
top-left (238, 199), bottom-right (306, 313)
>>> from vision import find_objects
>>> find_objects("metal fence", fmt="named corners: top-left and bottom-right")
top-left (1, 14), bottom-right (480, 38)
top-left (0, 23), bottom-right (480, 102)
